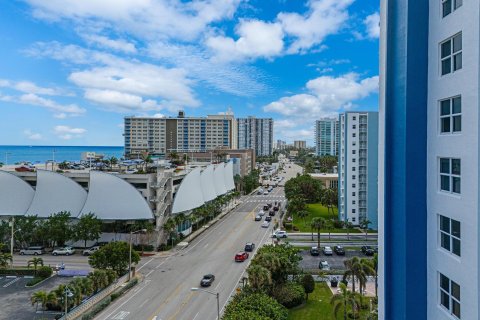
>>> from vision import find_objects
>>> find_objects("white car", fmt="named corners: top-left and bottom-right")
top-left (52, 246), bottom-right (76, 256)
top-left (261, 221), bottom-right (270, 228)
top-left (319, 261), bottom-right (330, 270)
top-left (258, 210), bottom-right (265, 216)
top-left (323, 246), bottom-right (333, 255)
top-left (274, 230), bottom-right (288, 238)
top-left (82, 246), bottom-right (100, 256)
top-left (263, 191), bottom-right (269, 195)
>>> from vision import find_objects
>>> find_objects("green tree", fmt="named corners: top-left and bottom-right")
top-left (28, 257), bottom-right (44, 276)
top-left (46, 211), bottom-right (72, 247)
top-left (74, 213), bottom-right (102, 248)
top-left (330, 283), bottom-right (360, 320)
top-left (246, 264), bottom-right (272, 292)
top-left (301, 274), bottom-right (315, 300)
top-left (324, 219), bottom-right (334, 241)
top-left (88, 270), bottom-right (109, 293)
top-left (310, 217), bottom-right (325, 248)
top-left (88, 241), bottom-right (140, 275)
top-left (251, 244), bottom-right (301, 285)
top-left (297, 210), bottom-right (309, 227)
top-left (0, 245), bottom-right (12, 269)
top-left (343, 256), bottom-right (374, 295)
top-left (222, 292), bottom-right (288, 320)
top-left (321, 187), bottom-right (338, 218)
top-left (284, 174), bottom-right (323, 203)
top-left (287, 196), bottom-right (306, 216)
top-left (31, 290), bottom-right (57, 312)
top-left (163, 218), bottom-right (177, 247)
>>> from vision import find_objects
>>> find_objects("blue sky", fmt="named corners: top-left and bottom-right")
top-left (0, 0), bottom-right (379, 146)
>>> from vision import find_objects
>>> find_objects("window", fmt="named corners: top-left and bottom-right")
top-left (442, 0), bottom-right (462, 17)
top-left (352, 125), bottom-right (356, 129)
top-left (440, 96), bottom-right (461, 133)
top-left (440, 158), bottom-right (461, 194)
top-left (352, 150), bottom-right (356, 155)
top-left (352, 217), bottom-right (356, 222)
top-left (352, 175), bottom-right (356, 180)
top-left (439, 215), bottom-right (461, 256)
top-left (440, 273), bottom-right (461, 318)
top-left (352, 200), bottom-right (356, 205)
top-left (352, 158), bottom-right (356, 163)
top-left (352, 209), bottom-right (356, 214)
top-left (352, 133), bottom-right (356, 138)
top-left (352, 184), bottom-right (356, 188)
top-left (352, 167), bottom-right (356, 171)
top-left (352, 192), bottom-right (356, 196)
top-left (441, 33), bottom-right (462, 75)
top-left (352, 116), bottom-right (356, 121)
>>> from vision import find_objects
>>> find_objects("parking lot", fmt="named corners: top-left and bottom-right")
top-left (298, 249), bottom-right (373, 272)
top-left (0, 275), bottom-right (72, 320)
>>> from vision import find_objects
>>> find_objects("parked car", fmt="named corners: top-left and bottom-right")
top-left (362, 246), bottom-right (375, 256)
top-left (52, 246), bottom-right (76, 256)
top-left (334, 246), bottom-right (345, 256)
top-left (330, 277), bottom-right (339, 288)
top-left (82, 246), bottom-right (100, 256)
top-left (235, 252), bottom-right (249, 262)
top-left (263, 205), bottom-right (269, 211)
top-left (200, 274), bottom-right (215, 287)
top-left (319, 261), bottom-right (330, 270)
top-left (244, 243), bottom-right (255, 252)
top-left (263, 191), bottom-right (269, 195)
top-left (310, 246), bottom-right (320, 256)
top-left (269, 210), bottom-right (275, 217)
top-left (258, 210), bottom-right (265, 216)
top-left (265, 216), bottom-right (272, 222)
top-left (261, 221), bottom-right (270, 228)
top-left (274, 230), bottom-right (288, 238)
top-left (255, 215), bottom-right (262, 221)
top-left (15, 166), bottom-right (35, 172)
top-left (19, 246), bottom-right (45, 255)
top-left (267, 203), bottom-right (273, 208)
top-left (323, 246), bottom-right (333, 255)
top-left (273, 206), bottom-right (279, 211)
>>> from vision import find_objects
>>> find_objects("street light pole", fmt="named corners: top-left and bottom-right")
top-left (64, 287), bottom-right (73, 320)
top-left (191, 287), bottom-right (220, 320)
top-left (129, 228), bottom-right (146, 281)
top-left (10, 217), bottom-right (14, 268)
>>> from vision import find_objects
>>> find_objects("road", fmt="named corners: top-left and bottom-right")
top-left (95, 162), bottom-right (296, 320)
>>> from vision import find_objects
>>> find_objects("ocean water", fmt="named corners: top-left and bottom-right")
top-left (0, 145), bottom-right (124, 164)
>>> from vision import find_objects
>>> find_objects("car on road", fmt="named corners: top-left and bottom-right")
top-left (310, 246), bottom-right (320, 256)
top-left (19, 246), bottom-right (45, 255)
top-left (258, 210), bottom-right (265, 216)
top-left (263, 205), bottom-right (269, 211)
top-left (334, 246), bottom-right (345, 256)
top-left (323, 246), bottom-right (333, 256)
top-left (261, 221), bottom-right (270, 228)
top-left (257, 189), bottom-right (264, 195)
top-left (275, 230), bottom-right (288, 238)
top-left (235, 252), bottom-right (249, 262)
top-left (52, 246), bottom-right (76, 256)
top-left (273, 206), bottom-right (279, 211)
top-left (263, 191), bottom-right (269, 195)
top-left (255, 215), bottom-right (262, 221)
top-left (244, 243), bottom-right (255, 252)
top-left (362, 246), bottom-right (375, 256)
top-left (200, 274), bottom-right (215, 287)
top-left (265, 216), bottom-right (272, 222)
top-left (269, 210), bottom-right (275, 217)
top-left (82, 246), bottom-right (100, 256)
top-left (319, 261), bottom-right (330, 270)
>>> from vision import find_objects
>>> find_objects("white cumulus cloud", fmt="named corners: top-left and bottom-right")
top-left (364, 12), bottom-right (380, 39)
top-left (54, 125), bottom-right (87, 140)
top-left (23, 129), bottom-right (43, 140)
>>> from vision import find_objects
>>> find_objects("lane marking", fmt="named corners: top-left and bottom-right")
top-left (111, 311), bottom-right (130, 320)
top-left (3, 277), bottom-right (20, 287)
top-left (148, 283), bottom-right (183, 320)
top-left (139, 297), bottom-right (150, 308)
top-left (145, 269), bottom-right (154, 277)
top-left (166, 291), bottom-right (195, 320)
top-left (192, 312), bottom-right (200, 320)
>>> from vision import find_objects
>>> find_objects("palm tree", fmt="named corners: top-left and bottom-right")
top-left (343, 256), bottom-right (375, 295)
top-left (163, 218), bottom-right (177, 247)
top-left (28, 257), bottom-right (44, 276)
top-left (324, 219), bottom-right (334, 241)
top-left (88, 270), bottom-right (109, 293)
top-left (343, 257), bottom-right (361, 293)
top-left (360, 219), bottom-right (371, 241)
top-left (31, 290), bottom-right (57, 312)
top-left (297, 210), bottom-right (309, 227)
top-left (310, 217), bottom-right (325, 248)
top-left (330, 283), bottom-right (360, 320)
top-left (169, 151), bottom-right (179, 162)
top-left (0, 251), bottom-right (12, 269)
top-left (358, 258), bottom-right (375, 295)
top-left (372, 253), bottom-right (378, 298)
top-left (321, 188), bottom-right (338, 219)
top-left (247, 264), bottom-right (272, 291)
top-left (345, 221), bottom-right (354, 240)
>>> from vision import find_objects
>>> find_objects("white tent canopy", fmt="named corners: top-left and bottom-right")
top-left (171, 167), bottom-right (205, 214)
top-left (224, 161), bottom-right (235, 191)
top-left (80, 171), bottom-right (153, 220)
top-left (26, 170), bottom-right (87, 218)
top-left (213, 164), bottom-right (228, 196)
top-left (0, 170), bottom-right (35, 216)
top-left (200, 165), bottom-right (217, 202)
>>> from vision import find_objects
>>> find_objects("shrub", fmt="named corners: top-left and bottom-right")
top-left (334, 220), bottom-right (344, 229)
top-left (37, 266), bottom-right (53, 278)
top-left (272, 283), bottom-right (305, 308)
top-left (0, 268), bottom-right (35, 276)
top-left (26, 277), bottom-right (44, 287)
top-left (132, 244), bottom-right (154, 252)
top-left (81, 296), bottom-right (111, 320)
top-left (223, 292), bottom-right (288, 320)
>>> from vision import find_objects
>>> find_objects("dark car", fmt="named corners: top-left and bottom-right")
top-left (200, 274), bottom-right (215, 287)
top-left (254, 215), bottom-right (262, 221)
top-left (265, 216), bottom-right (272, 222)
top-left (269, 211), bottom-right (275, 217)
top-left (244, 243), bottom-right (255, 252)
top-left (273, 206), bottom-right (279, 211)
top-left (310, 246), bottom-right (320, 256)
top-left (362, 246), bottom-right (374, 256)
top-left (263, 205), bottom-right (270, 211)
top-left (235, 252), bottom-right (249, 262)
top-left (334, 246), bottom-right (345, 256)
top-left (267, 203), bottom-right (273, 208)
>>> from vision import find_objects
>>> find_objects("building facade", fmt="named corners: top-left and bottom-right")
top-left (275, 140), bottom-right (287, 150)
top-left (338, 112), bottom-right (378, 230)
top-left (124, 111), bottom-right (237, 158)
top-left (315, 118), bottom-right (340, 156)
top-left (293, 140), bottom-right (306, 149)
top-left (380, 1), bottom-right (477, 319)
top-left (237, 117), bottom-right (273, 156)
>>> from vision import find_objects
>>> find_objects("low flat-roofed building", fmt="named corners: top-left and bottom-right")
top-left (309, 173), bottom-right (339, 189)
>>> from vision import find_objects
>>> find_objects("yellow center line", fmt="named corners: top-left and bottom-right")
top-left (149, 283), bottom-right (183, 320)
top-left (166, 291), bottom-right (195, 320)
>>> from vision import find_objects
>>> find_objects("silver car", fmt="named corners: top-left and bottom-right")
top-left (52, 246), bottom-right (76, 256)
top-left (19, 246), bottom-right (45, 255)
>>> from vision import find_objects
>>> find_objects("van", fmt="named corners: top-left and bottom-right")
top-left (19, 246), bottom-right (45, 255)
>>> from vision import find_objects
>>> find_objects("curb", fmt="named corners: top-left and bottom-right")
top-left (25, 274), bottom-right (56, 288)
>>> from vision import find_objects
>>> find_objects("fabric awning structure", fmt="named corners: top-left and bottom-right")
top-left (0, 170), bottom-right (35, 216)
top-left (171, 167), bottom-right (205, 214)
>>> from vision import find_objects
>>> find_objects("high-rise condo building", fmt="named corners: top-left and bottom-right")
top-left (237, 117), bottom-right (273, 156)
top-left (338, 112), bottom-right (378, 230)
top-left (293, 140), bottom-right (307, 149)
top-left (380, 1), bottom-right (475, 319)
top-left (124, 111), bottom-right (237, 158)
top-left (315, 118), bottom-right (340, 156)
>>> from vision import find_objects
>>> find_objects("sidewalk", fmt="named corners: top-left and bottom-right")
top-left (289, 232), bottom-right (378, 236)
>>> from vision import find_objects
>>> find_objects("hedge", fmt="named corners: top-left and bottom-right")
top-left (37, 266), bottom-right (53, 278)
top-left (0, 268), bottom-right (35, 276)
top-left (272, 283), bottom-right (305, 308)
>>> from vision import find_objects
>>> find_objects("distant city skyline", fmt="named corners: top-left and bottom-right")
top-left (0, 1), bottom-right (379, 146)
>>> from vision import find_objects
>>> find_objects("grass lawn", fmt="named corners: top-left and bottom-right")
top-left (288, 282), bottom-right (376, 320)
top-left (289, 203), bottom-right (361, 233)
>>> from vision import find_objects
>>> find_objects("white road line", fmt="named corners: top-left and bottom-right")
top-left (137, 257), bottom-right (155, 272)
top-left (192, 312), bottom-right (200, 320)
top-left (3, 277), bottom-right (20, 287)
top-left (145, 269), bottom-right (154, 277)
top-left (203, 243), bottom-right (209, 248)
top-left (138, 297), bottom-right (150, 308)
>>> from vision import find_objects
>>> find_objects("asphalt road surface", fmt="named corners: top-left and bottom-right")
top-left (95, 163), bottom-right (296, 320)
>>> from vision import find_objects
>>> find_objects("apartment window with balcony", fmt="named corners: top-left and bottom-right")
top-left (352, 133), bottom-right (356, 138)
top-left (352, 175), bottom-right (356, 180)
top-left (439, 215), bottom-right (461, 256)
top-left (440, 158), bottom-right (461, 194)
top-left (439, 273), bottom-right (461, 319)
top-left (352, 184), bottom-right (356, 188)
top-left (352, 200), bottom-right (356, 205)
top-left (442, 0), bottom-right (462, 17)
top-left (352, 167), bottom-right (356, 171)
top-left (440, 96), bottom-right (461, 133)
top-left (441, 33), bottom-right (462, 75)
top-left (352, 192), bottom-right (356, 196)
top-left (352, 158), bottom-right (356, 163)
top-left (352, 150), bottom-right (356, 155)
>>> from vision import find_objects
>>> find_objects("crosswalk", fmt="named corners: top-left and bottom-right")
top-left (244, 196), bottom-right (286, 203)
